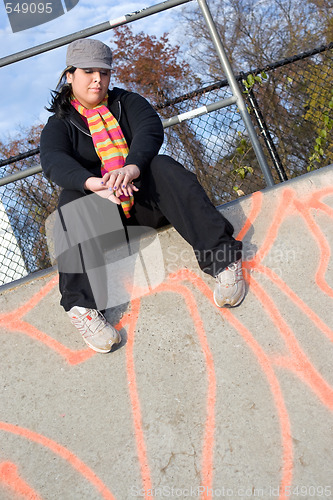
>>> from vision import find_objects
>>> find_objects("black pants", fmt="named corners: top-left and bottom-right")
top-left (56, 155), bottom-right (242, 311)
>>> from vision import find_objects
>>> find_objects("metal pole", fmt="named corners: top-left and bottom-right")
top-left (246, 87), bottom-right (288, 182)
top-left (0, 148), bottom-right (40, 168)
top-left (162, 95), bottom-right (237, 128)
top-left (0, 0), bottom-right (192, 68)
top-left (196, 0), bottom-right (275, 187)
top-left (0, 165), bottom-right (42, 186)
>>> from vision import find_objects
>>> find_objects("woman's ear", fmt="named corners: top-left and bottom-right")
top-left (66, 72), bottom-right (73, 84)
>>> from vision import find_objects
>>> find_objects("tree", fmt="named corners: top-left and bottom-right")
top-left (210, 134), bottom-right (264, 203)
top-left (302, 62), bottom-right (333, 170)
top-left (181, 0), bottom-right (332, 78)
top-left (111, 25), bottom-right (200, 106)
top-left (241, 51), bottom-right (333, 177)
top-left (179, 0), bottom-right (333, 180)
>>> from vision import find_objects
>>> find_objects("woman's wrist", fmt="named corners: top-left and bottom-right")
top-left (84, 176), bottom-right (98, 191)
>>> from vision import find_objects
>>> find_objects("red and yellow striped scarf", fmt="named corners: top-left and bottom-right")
top-left (71, 96), bottom-right (134, 218)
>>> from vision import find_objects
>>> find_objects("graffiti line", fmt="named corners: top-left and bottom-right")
top-left (170, 269), bottom-right (293, 500)
top-left (294, 199), bottom-right (333, 298)
top-left (0, 462), bottom-right (43, 500)
top-left (122, 300), bottom-right (154, 499)
top-left (0, 422), bottom-right (116, 500)
top-left (249, 275), bottom-right (333, 411)
top-left (235, 191), bottom-right (263, 241)
top-left (157, 281), bottom-right (217, 500)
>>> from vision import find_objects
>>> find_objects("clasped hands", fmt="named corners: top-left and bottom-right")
top-left (84, 164), bottom-right (140, 205)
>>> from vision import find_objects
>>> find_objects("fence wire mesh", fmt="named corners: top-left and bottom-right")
top-left (0, 43), bottom-right (332, 286)
top-left (159, 42), bottom-right (333, 203)
top-left (160, 86), bottom-right (266, 205)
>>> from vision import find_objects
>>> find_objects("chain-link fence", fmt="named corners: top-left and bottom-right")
top-left (159, 42), bottom-right (333, 204)
top-left (1, 42), bottom-right (332, 286)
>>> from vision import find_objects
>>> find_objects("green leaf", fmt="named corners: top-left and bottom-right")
top-left (247, 74), bottom-right (255, 86)
top-left (238, 168), bottom-right (246, 179)
top-left (319, 129), bottom-right (327, 139)
top-left (315, 137), bottom-right (322, 145)
top-left (323, 115), bottom-right (330, 126)
top-left (261, 71), bottom-right (268, 80)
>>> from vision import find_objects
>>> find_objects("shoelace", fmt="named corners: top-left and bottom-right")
top-left (72, 310), bottom-right (107, 337)
top-left (216, 261), bottom-right (242, 285)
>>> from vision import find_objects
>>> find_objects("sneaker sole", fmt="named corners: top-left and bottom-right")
top-left (213, 290), bottom-right (245, 308)
top-left (83, 331), bottom-right (121, 353)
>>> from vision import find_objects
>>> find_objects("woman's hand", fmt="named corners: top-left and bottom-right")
top-left (84, 164), bottom-right (140, 204)
top-left (84, 177), bottom-right (121, 204)
top-left (102, 164), bottom-right (140, 197)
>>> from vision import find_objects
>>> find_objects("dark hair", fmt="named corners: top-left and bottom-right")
top-left (46, 66), bottom-right (76, 118)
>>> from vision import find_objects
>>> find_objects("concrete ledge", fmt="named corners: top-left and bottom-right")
top-left (0, 166), bottom-right (332, 499)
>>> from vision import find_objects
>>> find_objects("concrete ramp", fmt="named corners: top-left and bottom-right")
top-left (0, 166), bottom-right (332, 500)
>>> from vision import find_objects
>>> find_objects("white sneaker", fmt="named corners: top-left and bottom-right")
top-left (214, 258), bottom-right (246, 307)
top-left (67, 306), bottom-right (121, 353)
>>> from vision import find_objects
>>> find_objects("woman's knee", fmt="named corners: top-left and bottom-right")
top-left (149, 154), bottom-right (187, 179)
top-left (151, 154), bottom-right (182, 168)
top-left (150, 155), bottom-right (198, 187)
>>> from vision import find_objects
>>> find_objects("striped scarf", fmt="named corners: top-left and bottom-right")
top-left (71, 96), bottom-right (134, 218)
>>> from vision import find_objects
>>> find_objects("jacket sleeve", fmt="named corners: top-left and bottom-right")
top-left (40, 117), bottom-right (94, 193)
top-left (120, 92), bottom-right (164, 174)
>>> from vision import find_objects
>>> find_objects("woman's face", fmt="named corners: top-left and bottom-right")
top-left (66, 68), bottom-right (111, 108)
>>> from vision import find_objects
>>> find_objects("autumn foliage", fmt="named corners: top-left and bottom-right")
top-left (111, 25), bottom-right (200, 106)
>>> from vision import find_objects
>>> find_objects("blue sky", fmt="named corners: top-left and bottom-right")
top-left (0, 0), bottom-right (189, 142)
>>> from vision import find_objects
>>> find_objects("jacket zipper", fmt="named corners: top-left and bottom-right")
top-left (69, 119), bottom-right (91, 137)
top-left (118, 101), bottom-right (122, 123)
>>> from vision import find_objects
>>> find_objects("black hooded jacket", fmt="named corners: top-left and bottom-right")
top-left (40, 87), bottom-right (164, 193)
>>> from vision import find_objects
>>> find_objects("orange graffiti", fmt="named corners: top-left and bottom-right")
top-left (0, 462), bottom-right (42, 499)
top-left (0, 275), bottom-right (95, 365)
top-left (0, 182), bottom-right (332, 499)
top-left (121, 300), bottom-right (154, 498)
top-left (165, 269), bottom-right (293, 500)
top-left (0, 423), bottom-right (116, 500)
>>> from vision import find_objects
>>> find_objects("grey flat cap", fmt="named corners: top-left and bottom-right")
top-left (66, 39), bottom-right (112, 69)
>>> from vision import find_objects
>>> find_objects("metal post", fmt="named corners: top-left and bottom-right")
top-left (0, 165), bottom-right (42, 186)
top-left (196, 0), bottom-right (275, 187)
top-left (246, 87), bottom-right (288, 182)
